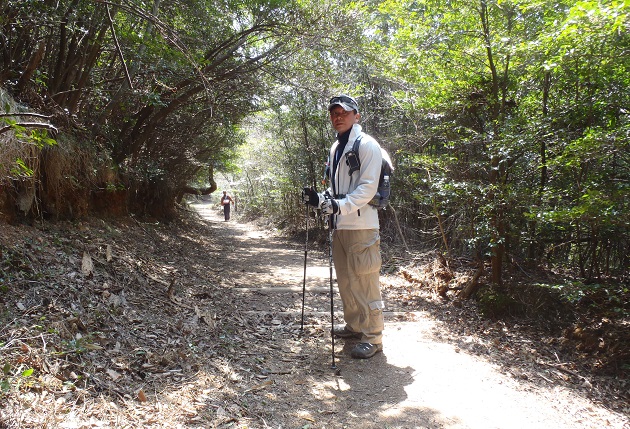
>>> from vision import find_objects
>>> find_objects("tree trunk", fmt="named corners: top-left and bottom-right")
top-left (459, 264), bottom-right (485, 300)
top-left (480, 0), bottom-right (505, 286)
top-left (16, 40), bottom-right (46, 92)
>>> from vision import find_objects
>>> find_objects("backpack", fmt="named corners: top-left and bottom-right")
top-left (345, 136), bottom-right (394, 210)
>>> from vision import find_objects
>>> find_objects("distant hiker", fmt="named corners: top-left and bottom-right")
top-left (220, 191), bottom-right (234, 221)
top-left (302, 95), bottom-right (385, 359)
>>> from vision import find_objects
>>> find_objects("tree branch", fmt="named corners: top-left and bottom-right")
top-left (0, 122), bottom-right (59, 135)
top-left (0, 113), bottom-right (52, 119)
top-left (106, 4), bottom-right (133, 89)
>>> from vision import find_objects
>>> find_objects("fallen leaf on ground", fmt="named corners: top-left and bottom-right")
top-left (243, 380), bottom-right (273, 393)
top-left (82, 252), bottom-right (93, 276)
top-left (106, 369), bottom-right (121, 381)
top-left (137, 389), bottom-right (147, 402)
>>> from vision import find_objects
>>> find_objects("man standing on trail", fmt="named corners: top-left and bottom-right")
top-left (302, 95), bottom-right (385, 359)
top-left (220, 190), bottom-right (234, 221)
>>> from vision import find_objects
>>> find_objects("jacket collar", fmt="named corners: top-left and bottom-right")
top-left (349, 124), bottom-right (362, 144)
top-left (337, 124), bottom-right (362, 153)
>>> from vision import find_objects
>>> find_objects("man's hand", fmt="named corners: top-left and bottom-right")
top-left (320, 197), bottom-right (339, 215)
top-left (301, 187), bottom-right (321, 207)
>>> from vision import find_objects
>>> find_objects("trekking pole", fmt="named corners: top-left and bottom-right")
top-left (327, 215), bottom-right (337, 370)
top-left (300, 202), bottom-right (308, 331)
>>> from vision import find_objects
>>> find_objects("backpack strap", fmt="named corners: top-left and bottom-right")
top-left (345, 135), bottom-right (362, 176)
top-left (352, 135), bottom-right (362, 154)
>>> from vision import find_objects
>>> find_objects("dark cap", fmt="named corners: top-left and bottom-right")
top-left (328, 95), bottom-right (359, 113)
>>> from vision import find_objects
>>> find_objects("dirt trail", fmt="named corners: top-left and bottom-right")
top-left (191, 200), bottom-right (629, 429)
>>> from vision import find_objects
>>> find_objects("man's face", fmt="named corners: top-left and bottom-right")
top-left (329, 106), bottom-right (359, 134)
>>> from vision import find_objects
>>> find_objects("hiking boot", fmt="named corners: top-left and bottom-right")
top-left (332, 326), bottom-right (362, 339)
top-left (350, 342), bottom-right (383, 359)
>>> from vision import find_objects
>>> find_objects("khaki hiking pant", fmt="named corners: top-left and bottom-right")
top-left (332, 229), bottom-right (384, 345)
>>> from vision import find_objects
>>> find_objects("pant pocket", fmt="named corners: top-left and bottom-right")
top-left (349, 238), bottom-right (381, 276)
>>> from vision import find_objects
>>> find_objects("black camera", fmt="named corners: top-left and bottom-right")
top-left (345, 150), bottom-right (360, 175)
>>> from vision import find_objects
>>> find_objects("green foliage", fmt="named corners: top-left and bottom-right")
top-left (54, 336), bottom-right (93, 356)
top-left (105, 182), bottom-right (126, 192)
top-left (477, 287), bottom-right (524, 319)
top-left (11, 158), bottom-right (32, 176)
top-left (1, 0), bottom-right (340, 217)
top-left (0, 361), bottom-right (36, 397)
top-left (21, 129), bottom-right (56, 149)
top-left (357, 0), bottom-right (629, 283)
top-left (538, 281), bottom-right (629, 317)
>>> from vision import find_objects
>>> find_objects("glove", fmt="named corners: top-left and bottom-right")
top-left (320, 197), bottom-right (339, 215)
top-left (302, 187), bottom-right (321, 207)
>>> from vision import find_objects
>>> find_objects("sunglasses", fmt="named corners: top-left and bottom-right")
top-left (329, 95), bottom-right (357, 106)
top-left (329, 109), bottom-right (354, 119)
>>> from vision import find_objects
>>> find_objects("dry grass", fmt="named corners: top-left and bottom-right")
top-left (40, 135), bottom-right (99, 218)
top-left (0, 88), bottom-right (113, 219)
